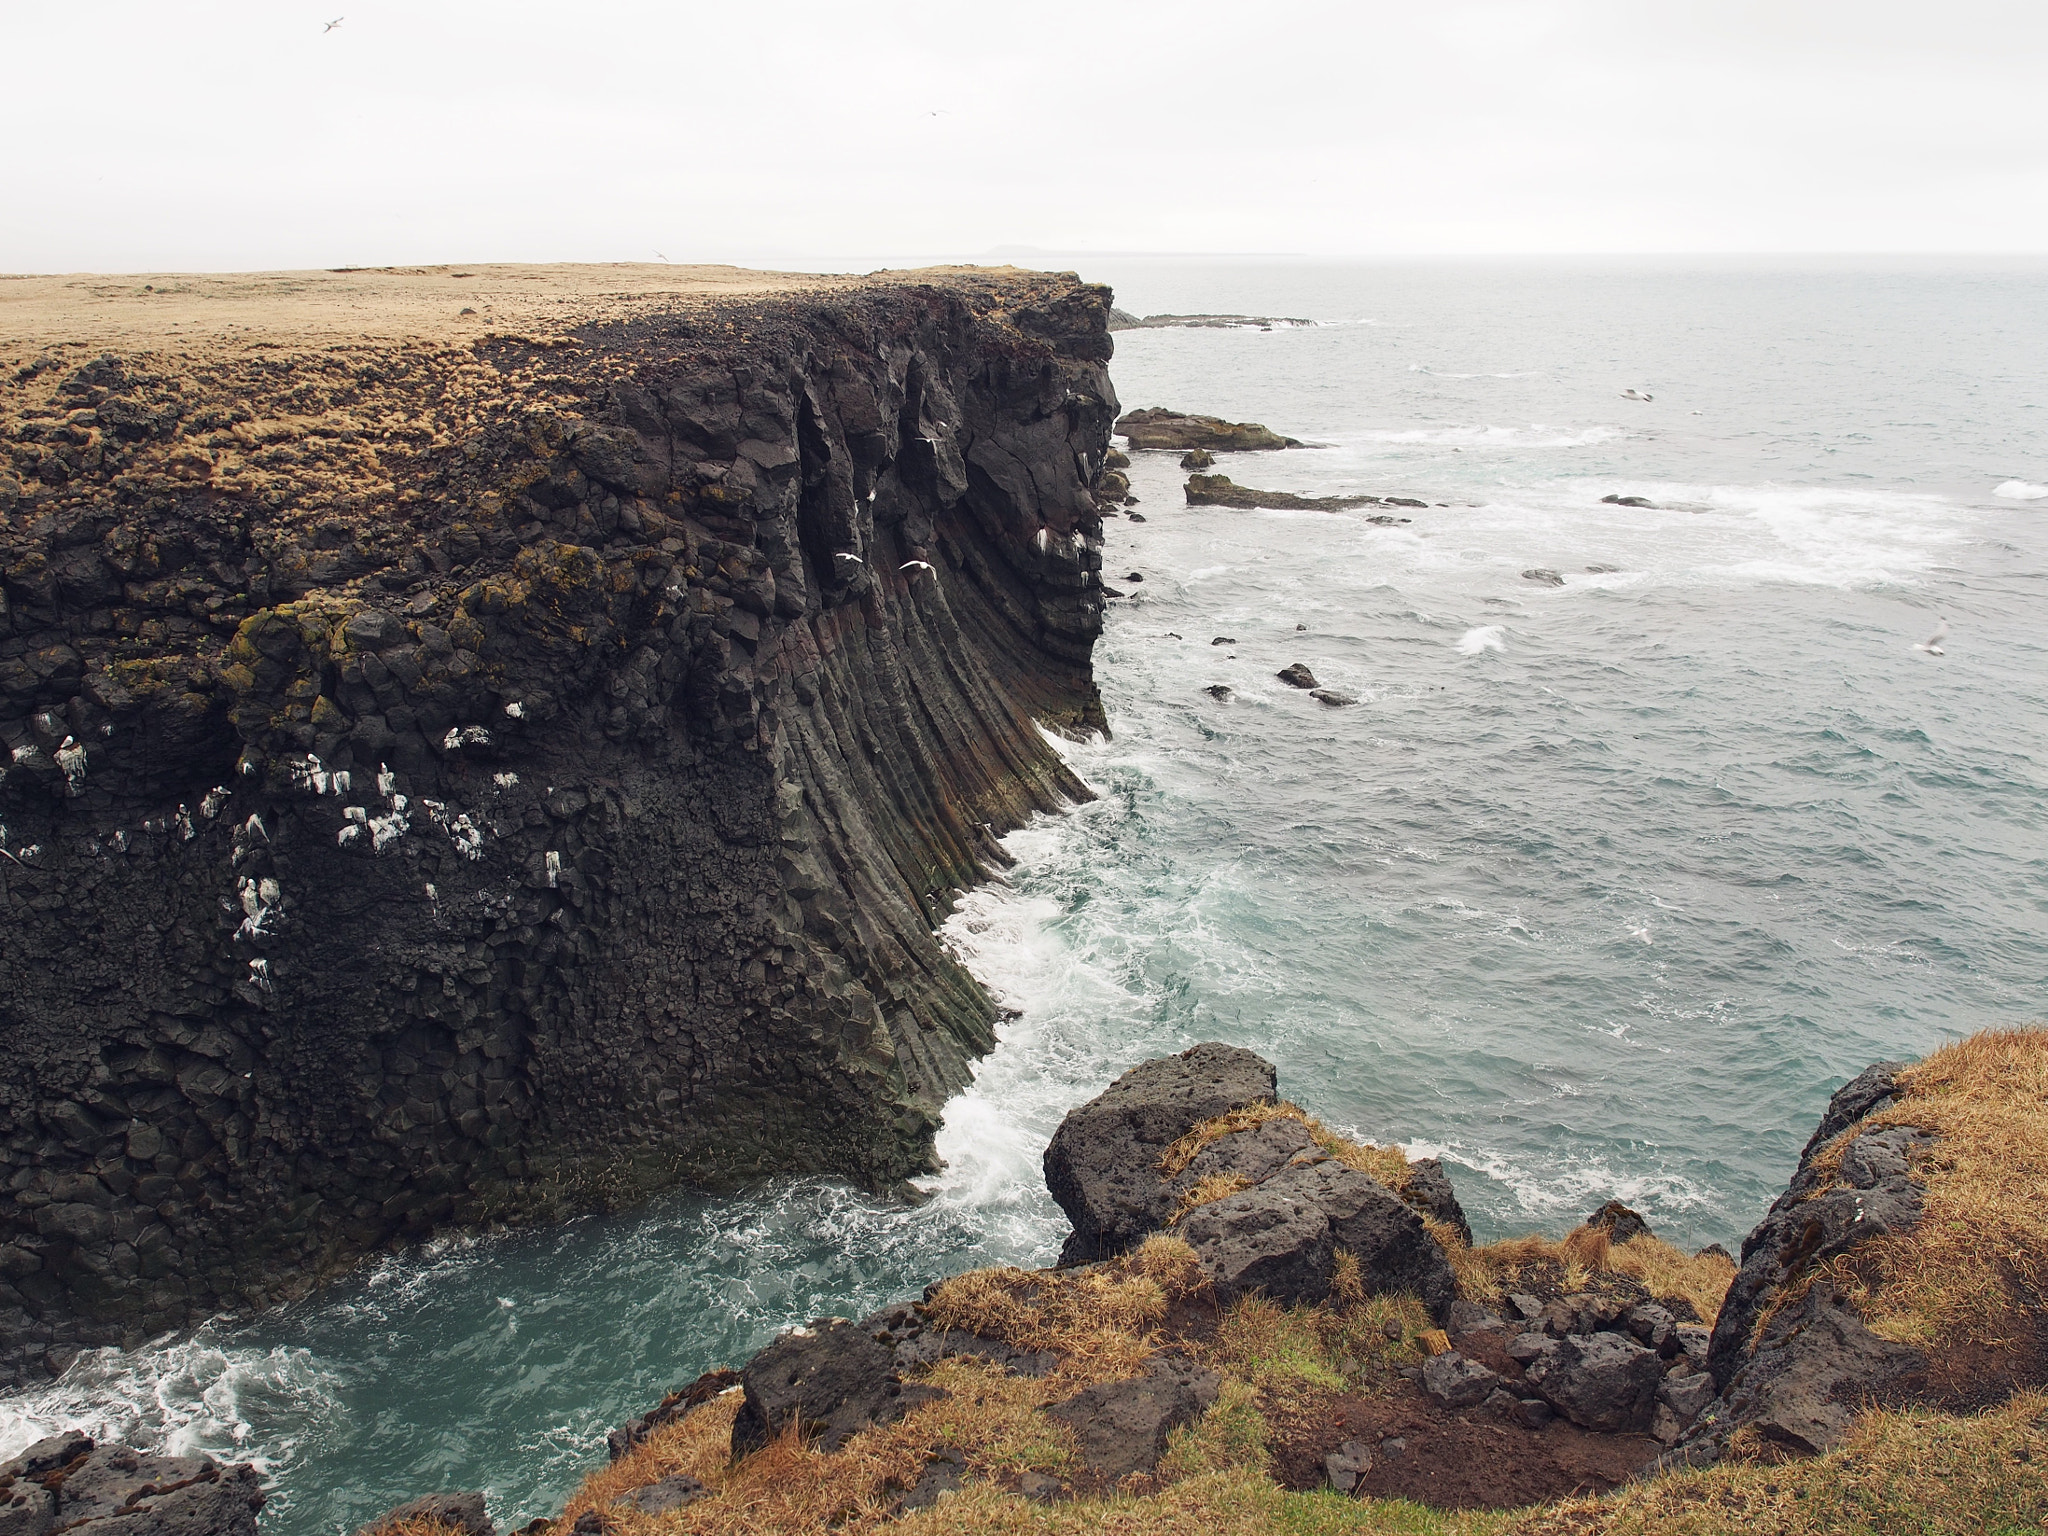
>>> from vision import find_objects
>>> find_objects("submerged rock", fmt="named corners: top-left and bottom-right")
top-left (1277, 663), bottom-right (1319, 689)
top-left (1117, 408), bottom-right (1302, 451)
top-left (1180, 449), bottom-right (1216, 469)
top-left (1310, 688), bottom-right (1358, 706)
top-left (1521, 568), bottom-right (1566, 586)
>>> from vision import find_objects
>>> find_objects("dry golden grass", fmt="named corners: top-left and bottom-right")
top-left (924, 1254), bottom-right (1189, 1375)
top-left (1157, 1102), bottom-right (1307, 1177)
top-left (1170, 1171), bottom-right (1252, 1223)
top-left (1820, 1027), bottom-right (2048, 1354)
top-left (1157, 1100), bottom-right (1416, 1197)
top-left (362, 1522), bottom-right (470, 1536)
top-left (1506, 1391), bottom-right (2048, 1536)
top-left (1452, 1230), bottom-right (1734, 1326)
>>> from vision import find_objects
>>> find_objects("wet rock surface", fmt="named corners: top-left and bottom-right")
top-left (0, 268), bottom-right (1115, 1382)
top-left (1115, 407), bottom-right (1301, 451)
top-left (0, 1435), bottom-right (263, 1536)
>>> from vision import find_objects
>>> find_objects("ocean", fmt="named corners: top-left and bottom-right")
top-left (4, 257), bottom-right (2044, 1530)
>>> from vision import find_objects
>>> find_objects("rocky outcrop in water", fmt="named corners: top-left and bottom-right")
top-left (1115, 409), bottom-right (1301, 452)
top-left (1184, 474), bottom-right (1416, 515)
top-left (0, 266), bottom-right (1116, 1382)
top-left (0, 1433), bottom-right (263, 1535)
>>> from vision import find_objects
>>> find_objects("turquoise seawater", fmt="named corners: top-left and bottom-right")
top-left (3, 258), bottom-right (2045, 1530)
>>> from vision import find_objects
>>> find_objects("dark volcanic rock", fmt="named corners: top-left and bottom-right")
top-left (1177, 1170), bottom-right (1337, 1303)
top-left (0, 269), bottom-right (1115, 1384)
top-left (1043, 1355), bottom-right (1219, 1477)
top-left (1403, 1157), bottom-right (1473, 1246)
top-left (1524, 1331), bottom-right (1663, 1432)
top-left (1586, 1200), bottom-right (1651, 1244)
top-left (1180, 449), bottom-right (1216, 469)
top-left (1044, 1043), bottom-right (1276, 1263)
top-left (1117, 408), bottom-right (1302, 452)
top-left (1422, 1351), bottom-right (1502, 1408)
top-left (1667, 1061), bottom-right (1933, 1464)
top-left (1184, 474), bottom-right (1375, 511)
top-left (361, 1491), bottom-right (495, 1535)
top-left (1277, 663), bottom-right (1319, 689)
top-left (1521, 568), bottom-right (1566, 586)
top-left (732, 1318), bottom-right (932, 1455)
top-left (0, 1436), bottom-right (264, 1536)
top-left (1310, 688), bottom-right (1357, 706)
top-left (618, 1475), bottom-right (709, 1515)
top-left (1108, 314), bottom-right (1315, 333)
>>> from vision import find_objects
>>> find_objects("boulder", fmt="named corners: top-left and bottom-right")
top-left (1116, 408), bottom-right (1302, 452)
top-left (1043, 1356), bottom-right (1219, 1477)
top-left (1300, 1161), bottom-right (1459, 1320)
top-left (360, 1491), bottom-right (495, 1535)
top-left (1624, 1302), bottom-right (1679, 1355)
top-left (1276, 664), bottom-right (1318, 689)
top-left (1043, 1043), bottom-right (1277, 1263)
top-left (1310, 688), bottom-right (1358, 707)
top-left (1523, 1331), bottom-right (1664, 1432)
top-left (1179, 450), bottom-right (1215, 470)
top-left (1323, 1438), bottom-right (1371, 1491)
top-left (1177, 1173), bottom-right (1335, 1304)
top-left (1421, 1351), bottom-right (1501, 1409)
top-left (1402, 1158), bottom-right (1473, 1246)
top-left (1171, 1115), bottom-right (1318, 1197)
top-left (1657, 1371), bottom-right (1717, 1424)
top-left (1184, 474), bottom-right (1377, 511)
top-left (731, 1318), bottom-right (933, 1454)
top-left (1585, 1201), bottom-right (1650, 1244)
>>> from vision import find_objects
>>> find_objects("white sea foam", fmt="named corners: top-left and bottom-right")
top-left (0, 1331), bottom-right (338, 1472)
top-left (1994, 478), bottom-right (2047, 500)
top-left (1456, 625), bottom-right (1505, 654)
top-left (1356, 423), bottom-right (1619, 449)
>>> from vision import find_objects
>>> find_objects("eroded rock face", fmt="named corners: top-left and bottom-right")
top-left (1042, 1043), bottom-right (1276, 1264)
top-left (0, 271), bottom-right (1116, 1382)
top-left (1668, 1061), bottom-right (1932, 1465)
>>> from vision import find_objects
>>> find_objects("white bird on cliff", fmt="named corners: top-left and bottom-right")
top-left (900, 560), bottom-right (935, 576)
top-left (833, 552), bottom-right (863, 564)
top-left (323, 15), bottom-right (344, 31)
top-left (1915, 618), bottom-right (1949, 655)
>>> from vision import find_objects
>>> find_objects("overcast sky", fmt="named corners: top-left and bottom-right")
top-left (4, 0), bottom-right (2046, 272)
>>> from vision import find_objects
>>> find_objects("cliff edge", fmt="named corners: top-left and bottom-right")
top-left (0, 262), bottom-right (1118, 1382)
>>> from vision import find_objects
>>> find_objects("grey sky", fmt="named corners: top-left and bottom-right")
top-left (4, 0), bottom-right (2045, 271)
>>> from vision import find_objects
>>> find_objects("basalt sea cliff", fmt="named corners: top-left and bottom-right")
top-left (0, 263), bottom-right (1118, 1385)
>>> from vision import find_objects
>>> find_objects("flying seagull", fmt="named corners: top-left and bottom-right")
top-left (324, 16), bottom-right (344, 30)
top-left (833, 552), bottom-right (863, 564)
top-left (1914, 618), bottom-right (1949, 655)
top-left (900, 560), bottom-right (936, 575)
top-left (1621, 388), bottom-right (1654, 402)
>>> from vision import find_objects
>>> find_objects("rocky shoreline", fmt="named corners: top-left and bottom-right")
top-left (0, 265), bottom-right (1123, 1384)
top-left (321, 1031), bottom-right (2044, 1534)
